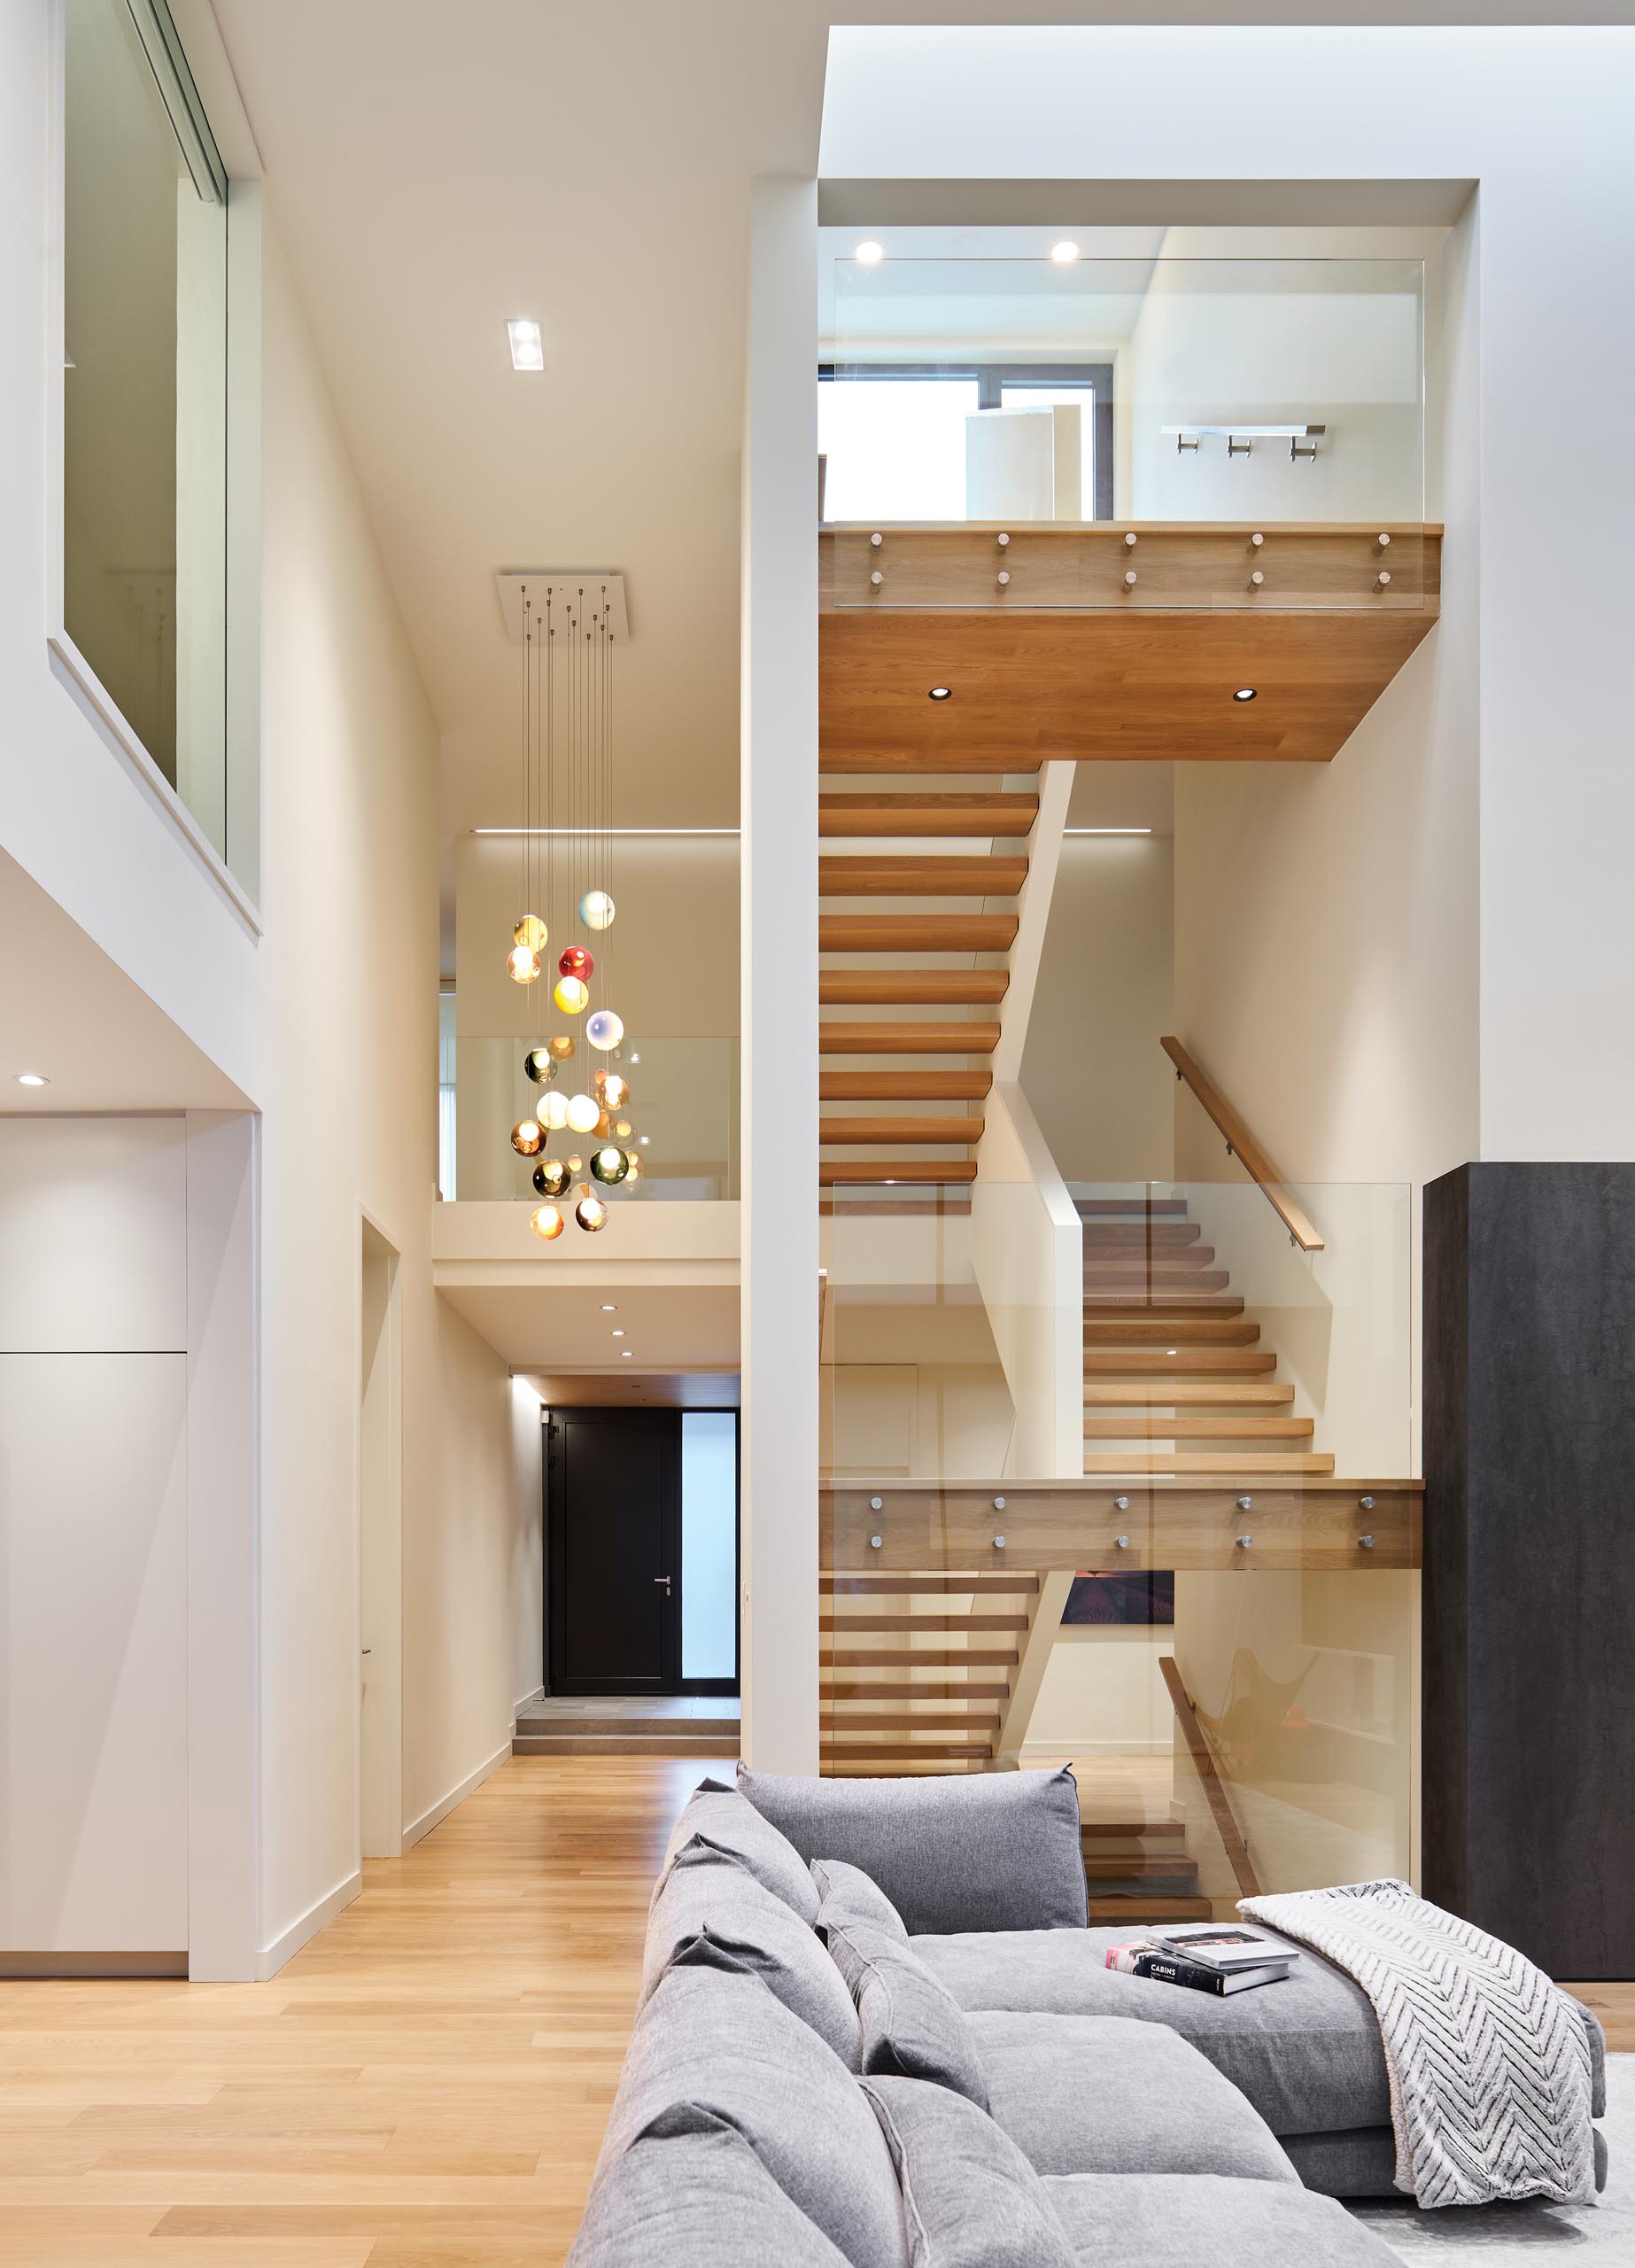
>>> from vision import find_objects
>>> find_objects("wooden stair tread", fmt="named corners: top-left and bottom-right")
top-left (820, 1116), bottom-right (984, 1146)
top-left (820, 856), bottom-right (1028, 897)
top-left (1082, 1855), bottom-right (1202, 1884)
top-left (1081, 1820), bottom-right (1186, 1842)
top-left (821, 1614), bottom-right (1030, 1632)
top-left (823, 1573), bottom-right (1041, 1595)
top-left (822, 1021), bottom-right (1001, 1054)
top-left (1088, 1895), bottom-right (1213, 1922)
top-left (1083, 1293), bottom-right (1246, 1314)
top-left (825, 1682), bottom-right (1012, 1700)
top-left (1075, 1199), bottom-right (1189, 1217)
top-left (821, 1743), bottom-right (996, 1760)
top-left (1086, 1350), bottom-right (1277, 1375)
top-left (825, 1650), bottom-right (1019, 1666)
top-left (821, 914), bottom-right (1019, 952)
top-left (819, 749), bottom-right (1043, 777)
top-left (1083, 1223), bottom-right (1203, 1245)
top-left (1082, 1451), bottom-right (1337, 1473)
top-left (1083, 1321), bottom-right (1261, 1347)
top-left (822, 1070), bottom-right (993, 1101)
top-left (825, 1713), bottom-right (1003, 1731)
top-left (1083, 1380), bottom-right (1292, 1406)
top-left (1084, 1250), bottom-right (1219, 1272)
top-left (1083, 1417), bottom-right (1315, 1441)
top-left (821, 971), bottom-right (1010, 1005)
top-left (1087, 1270), bottom-right (1229, 1293)
top-left (822, 1161), bottom-right (980, 1184)
top-left (819, 794), bottom-right (1039, 836)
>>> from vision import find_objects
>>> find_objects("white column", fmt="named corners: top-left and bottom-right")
top-left (740, 176), bottom-right (819, 1773)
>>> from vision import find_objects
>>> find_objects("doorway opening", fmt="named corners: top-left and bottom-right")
top-left (546, 1406), bottom-right (740, 1697)
top-left (358, 1217), bottom-right (402, 1858)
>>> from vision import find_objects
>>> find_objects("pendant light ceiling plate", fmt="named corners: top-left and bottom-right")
top-left (496, 571), bottom-right (630, 643)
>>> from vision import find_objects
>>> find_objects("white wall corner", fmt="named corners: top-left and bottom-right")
top-left (971, 1083), bottom-right (1083, 1480)
top-left (258, 1868), bottom-right (360, 1981)
top-left (399, 1738), bottom-right (514, 1855)
top-left (991, 758), bottom-right (1073, 1085)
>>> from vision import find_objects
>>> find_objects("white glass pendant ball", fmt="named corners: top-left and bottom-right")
top-left (575, 1192), bottom-right (609, 1231)
top-left (514, 915), bottom-right (547, 953)
top-left (586, 1008), bottom-right (624, 1052)
top-left (540, 1091), bottom-right (570, 1130)
top-left (565, 1091), bottom-right (601, 1134)
top-left (529, 1203), bottom-right (564, 1242)
top-left (579, 889), bottom-right (616, 931)
top-left (507, 944), bottom-right (541, 985)
top-left (554, 975), bottom-right (590, 1016)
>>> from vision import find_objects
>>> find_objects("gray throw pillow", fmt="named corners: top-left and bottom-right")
top-left (828, 1919), bottom-right (988, 2109)
top-left (739, 1764), bottom-right (1087, 1934)
top-left (569, 2104), bottom-right (853, 2266)
top-left (596, 1969), bottom-right (910, 2268)
top-left (646, 1843), bottom-right (861, 2068)
top-left (655, 1780), bottom-right (819, 1922)
top-left (862, 2076), bottom-right (1074, 2268)
top-left (813, 1858), bottom-right (910, 1946)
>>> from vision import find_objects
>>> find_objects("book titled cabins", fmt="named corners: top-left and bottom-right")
top-left (1104, 1926), bottom-right (1297, 1998)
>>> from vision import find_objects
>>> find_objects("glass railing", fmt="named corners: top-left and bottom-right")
top-left (447, 1029), bottom-right (739, 1203)
top-left (819, 1173), bottom-right (1416, 1901)
top-left (821, 255), bottom-right (1428, 610)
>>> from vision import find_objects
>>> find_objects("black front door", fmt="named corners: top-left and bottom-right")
top-left (547, 1408), bottom-right (678, 1693)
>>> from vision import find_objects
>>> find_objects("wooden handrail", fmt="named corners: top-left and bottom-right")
top-left (1158, 1656), bottom-right (1261, 1900)
top-left (1160, 1036), bottom-right (1324, 1254)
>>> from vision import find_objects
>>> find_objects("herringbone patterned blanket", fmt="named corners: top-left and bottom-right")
top-left (1240, 1878), bottom-right (1597, 2208)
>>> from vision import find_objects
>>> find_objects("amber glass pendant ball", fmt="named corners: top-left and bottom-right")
top-left (575, 1193), bottom-right (609, 1231)
top-left (612, 1117), bottom-right (633, 1140)
top-left (623, 1148), bottom-right (643, 1182)
top-left (554, 975), bottom-right (590, 1016)
top-left (532, 1158), bottom-right (571, 1199)
top-left (529, 1203), bottom-right (564, 1242)
top-left (514, 915), bottom-right (547, 952)
top-left (595, 1071), bottom-right (630, 1110)
top-left (566, 1154), bottom-right (584, 1174)
top-left (590, 1145), bottom-right (630, 1185)
top-left (507, 944), bottom-right (541, 985)
top-left (557, 945), bottom-right (593, 982)
top-left (546, 1033), bottom-right (576, 1061)
top-left (510, 1118), bottom-right (545, 1157)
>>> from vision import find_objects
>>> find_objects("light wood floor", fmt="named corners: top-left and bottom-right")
top-left (1, 1754), bottom-right (1630, 2268)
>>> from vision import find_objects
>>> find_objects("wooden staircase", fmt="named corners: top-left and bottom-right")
top-left (818, 781), bottom-right (1038, 1192)
top-left (819, 1570), bottom-right (1030, 1775)
top-left (1080, 1196), bottom-right (1333, 1478)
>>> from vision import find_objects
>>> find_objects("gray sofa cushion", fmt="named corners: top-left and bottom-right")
top-left (970, 2011), bottom-right (1297, 2184)
top-left (862, 2076), bottom-right (1074, 2268)
top-left (646, 1842), bottom-right (861, 2066)
top-left (656, 1779), bottom-right (819, 1922)
top-left (739, 1765), bottom-right (1087, 1935)
top-left (814, 1857), bottom-right (911, 1946)
top-left (1042, 2171), bottom-right (1406, 2266)
top-left (915, 1924), bottom-right (1388, 2136)
top-left (1281, 2120), bottom-right (1610, 2200)
top-left (569, 2105), bottom-right (852, 2266)
top-left (827, 1920), bottom-right (988, 2108)
top-left (594, 1968), bottom-right (908, 2268)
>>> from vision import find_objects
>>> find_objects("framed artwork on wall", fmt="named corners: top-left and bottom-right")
top-left (1062, 1569), bottom-right (1174, 1626)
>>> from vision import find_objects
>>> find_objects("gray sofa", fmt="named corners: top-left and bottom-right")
top-left (569, 1765), bottom-right (1608, 2264)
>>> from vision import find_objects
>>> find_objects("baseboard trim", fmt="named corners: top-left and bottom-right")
top-left (0, 1949), bottom-right (187, 1978)
top-left (513, 1684), bottom-right (546, 1719)
top-left (399, 1737), bottom-right (513, 1855)
top-left (259, 1869), bottom-right (361, 1980)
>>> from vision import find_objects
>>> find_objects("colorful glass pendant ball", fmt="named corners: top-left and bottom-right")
top-left (523, 1048), bottom-right (556, 1085)
top-left (554, 975), bottom-right (590, 1016)
top-left (590, 1145), bottom-right (630, 1185)
top-left (532, 1158), bottom-right (572, 1200)
top-left (586, 1008), bottom-right (624, 1052)
top-left (579, 889), bottom-right (616, 931)
top-left (530, 1203), bottom-right (564, 1242)
top-left (557, 944), bottom-right (593, 982)
top-left (546, 1033), bottom-right (576, 1062)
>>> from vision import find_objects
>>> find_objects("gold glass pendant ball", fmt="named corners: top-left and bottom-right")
top-left (579, 889), bottom-right (616, 931)
top-left (590, 1144), bottom-right (630, 1185)
top-left (558, 944), bottom-right (593, 982)
top-left (575, 1192), bottom-right (609, 1232)
top-left (554, 975), bottom-right (590, 1016)
top-left (595, 1108), bottom-right (612, 1137)
top-left (532, 1158), bottom-right (571, 1199)
top-left (546, 1033), bottom-right (576, 1061)
top-left (586, 1008), bottom-right (624, 1052)
top-left (612, 1116), bottom-right (633, 1140)
top-left (510, 1118), bottom-right (545, 1156)
top-left (565, 1091), bottom-right (601, 1134)
top-left (566, 1154), bottom-right (584, 1174)
top-left (623, 1147), bottom-right (643, 1182)
top-left (523, 1048), bottom-right (555, 1084)
top-left (529, 1203), bottom-right (564, 1242)
top-left (514, 915), bottom-right (547, 953)
top-left (595, 1071), bottom-right (630, 1110)
top-left (507, 944), bottom-right (541, 985)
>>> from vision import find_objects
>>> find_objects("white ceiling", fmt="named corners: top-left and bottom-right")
top-left (435, 1278), bottom-right (739, 1372)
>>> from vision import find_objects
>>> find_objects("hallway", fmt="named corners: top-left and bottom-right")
top-left (0, 1757), bottom-right (712, 2268)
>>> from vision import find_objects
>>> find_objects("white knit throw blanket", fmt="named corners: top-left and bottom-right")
top-left (1239, 1879), bottom-right (1597, 2209)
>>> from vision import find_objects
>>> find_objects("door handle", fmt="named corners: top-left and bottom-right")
top-left (654, 1575), bottom-right (673, 1596)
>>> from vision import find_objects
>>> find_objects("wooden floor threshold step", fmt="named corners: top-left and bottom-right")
top-left (512, 1731), bottom-right (740, 1757)
top-left (821, 1021), bottom-right (1001, 1054)
top-left (819, 793), bottom-right (1040, 836)
top-left (819, 856), bottom-right (1028, 897)
top-left (822, 1161), bottom-right (980, 1185)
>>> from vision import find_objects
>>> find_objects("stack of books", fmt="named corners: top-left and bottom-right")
top-left (1104, 1926), bottom-right (1298, 1998)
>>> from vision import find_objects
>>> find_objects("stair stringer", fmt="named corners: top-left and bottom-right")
top-left (991, 759), bottom-right (1073, 1084)
top-left (970, 1081), bottom-right (1083, 1479)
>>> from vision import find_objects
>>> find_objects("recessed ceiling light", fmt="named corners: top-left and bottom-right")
top-left (928, 686), bottom-right (952, 702)
top-left (1233, 687), bottom-right (1257, 703)
top-left (620, 1350), bottom-right (633, 1359)
top-left (14, 1073), bottom-right (48, 1087)
top-left (611, 1329), bottom-right (625, 1338)
top-left (507, 318), bottom-right (544, 371)
top-left (855, 240), bottom-right (884, 265)
top-left (601, 1303), bottom-right (616, 1312)
top-left (1050, 240), bottom-right (1081, 264)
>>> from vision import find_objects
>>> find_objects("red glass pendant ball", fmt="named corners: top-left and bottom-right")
top-left (558, 945), bottom-right (594, 982)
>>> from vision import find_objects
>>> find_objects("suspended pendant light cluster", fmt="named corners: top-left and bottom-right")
top-left (502, 580), bottom-right (642, 1242)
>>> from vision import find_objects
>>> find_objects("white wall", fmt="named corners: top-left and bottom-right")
top-left (1022, 1627), bottom-right (1172, 1761)
top-left (1022, 835), bottom-right (1175, 1184)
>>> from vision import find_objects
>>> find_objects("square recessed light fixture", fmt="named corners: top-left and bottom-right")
top-left (507, 318), bottom-right (544, 371)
